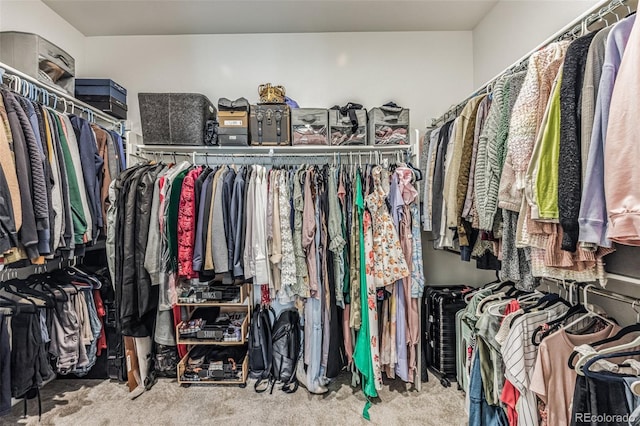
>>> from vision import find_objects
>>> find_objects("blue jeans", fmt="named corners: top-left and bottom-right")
top-left (468, 351), bottom-right (507, 426)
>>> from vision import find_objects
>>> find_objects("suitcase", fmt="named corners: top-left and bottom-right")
top-left (422, 286), bottom-right (468, 387)
top-left (249, 104), bottom-right (291, 146)
top-left (368, 103), bottom-right (410, 145)
top-left (139, 93), bottom-right (218, 145)
top-left (291, 108), bottom-right (329, 145)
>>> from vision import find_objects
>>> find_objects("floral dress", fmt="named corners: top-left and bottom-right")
top-left (364, 209), bottom-right (383, 391)
top-left (365, 166), bottom-right (410, 288)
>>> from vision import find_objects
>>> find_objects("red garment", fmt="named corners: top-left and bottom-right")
top-left (177, 167), bottom-right (202, 279)
top-left (173, 305), bottom-right (188, 358)
top-left (93, 290), bottom-right (108, 357)
top-left (501, 379), bottom-right (520, 426)
top-left (260, 284), bottom-right (271, 305)
top-left (501, 299), bottom-right (521, 426)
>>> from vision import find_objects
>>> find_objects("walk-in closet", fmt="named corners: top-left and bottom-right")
top-left (1, 0), bottom-right (640, 425)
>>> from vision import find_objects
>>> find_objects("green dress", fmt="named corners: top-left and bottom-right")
top-left (352, 170), bottom-right (376, 419)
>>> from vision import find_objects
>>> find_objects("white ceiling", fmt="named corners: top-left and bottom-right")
top-left (42, 0), bottom-right (498, 36)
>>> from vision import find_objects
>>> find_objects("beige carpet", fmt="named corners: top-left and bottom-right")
top-left (1, 373), bottom-right (467, 426)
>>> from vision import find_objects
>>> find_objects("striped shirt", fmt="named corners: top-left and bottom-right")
top-left (501, 304), bottom-right (569, 426)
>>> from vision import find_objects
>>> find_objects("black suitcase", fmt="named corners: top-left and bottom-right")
top-left (422, 286), bottom-right (469, 387)
top-left (249, 104), bottom-right (291, 146)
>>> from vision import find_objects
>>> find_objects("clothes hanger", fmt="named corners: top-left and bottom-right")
top-left (567, 322), bottom-right (640, 370)
top-left (486, 291), bottom-right (539, 316)
top-left (582, 349), bottom-right (640, 380)
top-left (576, 334), bottom-right (640, 375)
top-left (561, 284), bottom-right (616, 333)
top-left (531, 303), bottom-right (589, 345)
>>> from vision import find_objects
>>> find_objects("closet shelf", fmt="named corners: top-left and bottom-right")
top-left (177, 353), bottom-right (249, 386)
top-left (0, 61), bottom-right (124, 133)
top-left (176, 300), bottom-right (249, 307)
top-left (176, 338), bottom-right (247, 346)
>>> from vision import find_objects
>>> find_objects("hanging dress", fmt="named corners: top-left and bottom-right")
top-left (353, 170), bottom-right (376, 420)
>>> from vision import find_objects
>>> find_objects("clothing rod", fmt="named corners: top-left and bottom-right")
top-left (134, 150), bottom-right (405, 158)
top-left (133, 144), bottom-right (413, 154)
top-left (430, 0), bottom-right (631, 127)
top-left (542, 277), bottom-right (640, 306)
top-left (0, 61), bottom-right (122, 130)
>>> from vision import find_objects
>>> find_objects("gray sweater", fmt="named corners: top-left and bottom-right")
top-left (580, 26), bottom-right (612, 179)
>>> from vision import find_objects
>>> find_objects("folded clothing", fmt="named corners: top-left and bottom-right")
top-left (374, 126), bottom-right (408, 145)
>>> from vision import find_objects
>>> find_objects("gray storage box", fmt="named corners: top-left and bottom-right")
top-left (329, 109), bottom-right (367, 146)
top-left (291, 108), bottom-right (329, 145)
top-left (139, 93), bottom-right (217, 145)
top-left (368, 105), bottom-right (410, 145)
top-left (0, 31), bottom-right (75, 95)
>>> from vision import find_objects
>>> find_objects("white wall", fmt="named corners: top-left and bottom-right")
top-left (83, 31), bottom-right (474, 137)
top-left (0, 0), bottom-right (86, 71)
top-left (472, 0), bottom-right (600, 86)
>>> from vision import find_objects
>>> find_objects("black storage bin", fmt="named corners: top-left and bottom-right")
top-left (139, 93), bottom-right (217, 145)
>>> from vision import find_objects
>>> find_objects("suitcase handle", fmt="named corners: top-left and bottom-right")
top-left (257, 110), bottom-right (264, 145)
top-left (275, 110), bottom-right (282, 144)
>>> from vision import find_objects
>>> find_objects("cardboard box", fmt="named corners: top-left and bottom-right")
top-left (218, 110), bottom-right (248, 128)
top-left (124, 336), bottom-right (140, 392)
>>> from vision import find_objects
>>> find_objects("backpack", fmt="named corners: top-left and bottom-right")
top-left (269, 309), bottom-right (302, 394)
top-left (249, 305), bottom-right (274, 383)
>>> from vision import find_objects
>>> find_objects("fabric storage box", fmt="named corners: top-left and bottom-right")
top-left (249, 104), bottom-right (291, 146)
top-left (139, 93), bottom-right (217, 145)
top-left (76, 95), bottom-right (127, 120)
top-left (75, 79), bottom-right (127, 104)
top-left (291, 108), bottom-right (329, 145)
top-left (329, 108), bottom-right (367, 145)
top-left (218, 111), bottom-right (248, 146)
top-left (0, 31), bottom-right (75, 95)
top-left (368, 104), bottom-right (410, 145)
top-left (218, 128), bottom-right (249, 146)
top-left (218, 98), bottom-right (249, 146)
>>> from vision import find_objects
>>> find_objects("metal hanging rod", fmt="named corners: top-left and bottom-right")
top-left (0, 62), bottom-right (123, 132)
top-left (133, 144), bottom-right (413, 155)
top-left (430, 0), bottom-right (634, 128)
top-left (542, 277), bottom-right (640, 306)
top-left (132, 146), bottom-right (407, 166)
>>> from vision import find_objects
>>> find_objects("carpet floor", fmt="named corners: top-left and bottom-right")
top-left (1, 373), bottom-right (467, 426)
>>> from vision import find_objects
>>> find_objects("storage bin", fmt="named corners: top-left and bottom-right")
top-left (75, 78), bottom-right (127, 104)
top-left (76, 95), bottom-right (127, 119)
top-left (368, 104), bottom-right (410, 145)
top-left (329, 108), bottom-right (367, 145)
top-left (0, 31), bottom-right (75, 95)
top-left (291, 108), bottom-right (329, 145)
top-left (139, 93), bottom-right (217, 145)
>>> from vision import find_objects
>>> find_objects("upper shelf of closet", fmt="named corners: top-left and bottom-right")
top-left (0, 61), bottom-right (124, 133)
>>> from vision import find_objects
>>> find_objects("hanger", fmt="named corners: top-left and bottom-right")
top-left (575, 334), bottom-right (640, 375)
top-left (561, 284), bottom-right (616, 332)
top-left (567, 322), bottom-right (640, 370)
top-left (531, 303), bottom-right (588, 345)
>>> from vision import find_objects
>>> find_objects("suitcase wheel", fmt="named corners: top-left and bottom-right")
top-left (440, 377), bottom-right (451, 388)
top-left (239, 383), bottom-right (247, 389)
